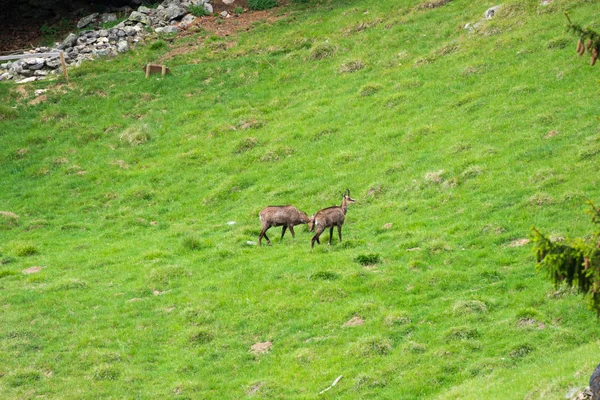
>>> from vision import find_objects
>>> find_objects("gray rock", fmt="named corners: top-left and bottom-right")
top-left (128, 11), bottom-right (152, 25)
top-left (117, 29), bottom-right (127, 37)
top-left (203, 3), bottom-right (213, 14)
top-left (46, 58), bottom-right (61, 68)
top-left (20, 69), bottom-right (34, 77)
top-left (28, 62), bottom-right (46, 70)
top-left (179, 14), bottom-right (196, 27)
top-left (117, 40), bottom-right (130, 53)
top-left (77, 13), bottom-right (99, 29)
top-left (484, 5), bottom-right (502, 20)
top-left (220, 11), bottom-right (229, 18)
top-left (101, 13), bottom-right (117, 23)
top-left (155, 26), bottom-right (179, 33)
top-left (86, 31), bottom-right (99, 39)
top-left (92, 48), bottom-right (112, 57)
top-left (34, 70), bottom-right (49, 76)
top-left (61, 33), bottom-right (78, 49)
top-left (25, 57), bottom-right (45, 66)
top-left (86, 37), bottom-right (97, 45)
top-left (223, 0), bottom-right (235, 4)
top-left (16, 77), bottom-right (38, 84)
top-left (80, 47), bottom-right (92, 54)
top-left (98, 29), bottom-right (109, 37)
top-left (165, 5), bottom-right (187, 20)
top-left (138, 6), bottom-right (153, 14)
top-left (0, 62), bottom-right (9, 69)
top-left (0, 72), bottom-right (13, 81)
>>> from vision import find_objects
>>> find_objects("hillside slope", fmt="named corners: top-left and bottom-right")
top-left (2, 0), bottom-right (600, 398)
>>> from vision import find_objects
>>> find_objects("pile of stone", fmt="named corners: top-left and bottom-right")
top-left (0, 0), bottom-right (220, 83)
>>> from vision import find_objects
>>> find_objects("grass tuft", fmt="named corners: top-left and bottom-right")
top-left (310, 43), bottom-right (336, 60)
top-left (351, 335), bottom-right (393, 356)
top-left (120, 124), bottom-right (150, 146)
top-left (355, 253), bottom-right (381, 266)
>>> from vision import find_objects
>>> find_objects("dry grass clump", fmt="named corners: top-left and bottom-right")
top-left (310, 43), bottom-right (336, 60)
top-left (120, 124), bottom-right (150, 146)
top-left (453, 300), bottom-right (488, 315)
top-left (339, 60), bottom-right (365, 73)
top-left (0, 211), bottom-right (19, 230)
top-left (417, 0), bottom-right (452, 9)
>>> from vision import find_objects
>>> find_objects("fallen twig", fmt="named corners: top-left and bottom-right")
top-left (319, 375), bottom-right (342, 395)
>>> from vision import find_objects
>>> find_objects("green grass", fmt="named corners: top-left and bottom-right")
top-left (1, 0), bottom-right (600, 398)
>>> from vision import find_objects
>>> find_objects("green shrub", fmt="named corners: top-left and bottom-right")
top-left (149, 40), bottom-right (168, 51)
top-left (248, 0), bottom-right (278, 10)
top-left (189, 4), bottom-right (210, 17)
top-left (234, 6), bottom-right (244, 14)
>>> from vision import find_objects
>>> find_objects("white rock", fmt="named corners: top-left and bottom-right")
top-left (34, 89), bottom-right (48, 96)
top-left (227, 221), bottom-right (236, 225)
top-left (16, 77), bottom-right (38, 84)
top-left (117, 40), bottom-right (130, 53)
top-left (203, 3), bottom-right (213, 14)
top-left (484, 5), bottom-right (502, 20)
top-left (220, 11), bottom-right (229, 17)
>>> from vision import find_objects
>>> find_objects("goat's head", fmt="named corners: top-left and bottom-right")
top-left (308, 215), bottom-right (316, 232)
top-left (343, 188), bottom-right (356, 204)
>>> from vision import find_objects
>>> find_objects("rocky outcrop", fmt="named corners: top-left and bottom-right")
top-left (0, 0), bottom-right (218, 82)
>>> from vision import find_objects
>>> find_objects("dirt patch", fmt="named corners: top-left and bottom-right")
top-left (418, 0), bottom-right (452, 9)
top-left (22, 266), bottom-right (43, 274)
top-left (249, 341), bottom-right (272, 354)
top-left (508, 238), bottom-right (530, 247)
top-left (517, 318), bottom-right (545, 329)
top-left (28, 95), bottom-right (47, 106)
top-left (159, 6), bottom-right (289, 61)
top-left (247, 382), bottom-right (263, 395)
top-left (544, 130), bottom-right (559, 139)
top-left (343, 316), bottom-right (364, 327)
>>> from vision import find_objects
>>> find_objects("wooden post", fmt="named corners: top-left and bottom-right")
top-left (59, 51), bottom-right (69, 83)
top-left (145, 64), bottom-right (150, 78)
top-left (161, 65), bottom-right (166, 77)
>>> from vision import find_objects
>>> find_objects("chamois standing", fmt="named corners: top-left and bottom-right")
top-left (309, 189), bottom-right (356, 248)
top-left (258, 205), bottom-right (312, 246)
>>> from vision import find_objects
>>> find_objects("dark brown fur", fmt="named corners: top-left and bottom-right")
top-left (309, 189), bottom-right (356, 248)
top-left (258, 205), bottom-right (311, 246)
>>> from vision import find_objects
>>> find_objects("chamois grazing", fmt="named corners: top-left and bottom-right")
top-left (309, 189), bottom-right (356, 248)
top-left (258, 205), bottom-right (312, 246)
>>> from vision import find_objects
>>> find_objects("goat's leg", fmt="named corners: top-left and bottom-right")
top-left (259, 225), bottom-right (271, 246)
top-left (289, 225), bottom-right (295, 238)
top-left (281, 225), bottom-right (287, 241)
top-left (312, 226), bottom-right (325, 248)
top-left (329, 226), bottom-right (334, 245)
top-left (337, 225), bottom-right (342, 242)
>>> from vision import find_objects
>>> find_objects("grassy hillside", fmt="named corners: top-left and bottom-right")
top-left (2, 0), bottom-right (600, 398)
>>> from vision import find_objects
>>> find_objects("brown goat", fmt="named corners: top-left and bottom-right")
top-left (258, 205), bottom-right (312, 246)
top-left (309, 189), bottom-right (356, 248)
